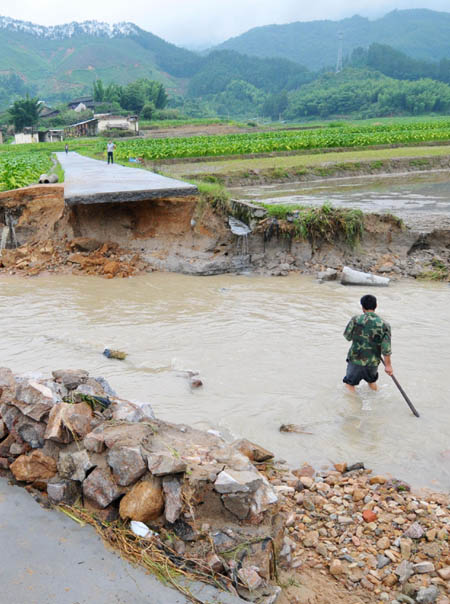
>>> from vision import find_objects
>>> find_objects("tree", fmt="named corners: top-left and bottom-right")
top-left (93, 79), bottom-right (105, 102)
top-left (8, 95), bottom-right (42, 131)
top-left (141, 101), bottom-right (156, 119)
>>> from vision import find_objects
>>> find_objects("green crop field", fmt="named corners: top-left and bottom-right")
top-left (0, 151), bottom-right (53, 191)
top-left (97, 120), bottom-right (450, 162)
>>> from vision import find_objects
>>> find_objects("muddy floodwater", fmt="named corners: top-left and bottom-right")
top-left (232, 170), bottom-right (450, 230)
top-left (1, 272), bottom-right (449, 490)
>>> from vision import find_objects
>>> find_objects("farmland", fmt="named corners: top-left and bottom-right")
top-left (0, 151), bottom-right (53, 191)
top-left (103, 120), bottom-right (450, 162)
top-left (2, 117), bottom-right (450, 191)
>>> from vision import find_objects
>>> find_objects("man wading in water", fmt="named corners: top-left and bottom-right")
top-left (343, 294), bottom-right (393, 393)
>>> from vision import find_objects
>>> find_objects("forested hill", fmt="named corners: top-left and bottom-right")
top-left (0, 16), bottom-right (202, 100)
top-left (213, 9), bottom-right (450, 71)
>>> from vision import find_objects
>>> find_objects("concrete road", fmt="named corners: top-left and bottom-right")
top-left (0, 480), bottom-right (243, 604)
top-left (56, 152), bottom-right (198, 206)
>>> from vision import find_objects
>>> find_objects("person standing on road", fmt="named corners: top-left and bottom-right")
top-left (65, 143), bottom-right (69, 154)
top-left (107, 140), bottom-right (116, 164)
top-left (343, 294), bottom-right (393, 393)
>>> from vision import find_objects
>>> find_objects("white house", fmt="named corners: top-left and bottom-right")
top-left (95, 114), bottom-right (139, 134)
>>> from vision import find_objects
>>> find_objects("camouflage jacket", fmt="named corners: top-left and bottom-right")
top-left (344, 311), bottom-right (392, 367)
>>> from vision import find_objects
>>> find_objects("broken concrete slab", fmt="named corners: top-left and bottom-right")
top-left (57, 152), bottom-right (198, 206)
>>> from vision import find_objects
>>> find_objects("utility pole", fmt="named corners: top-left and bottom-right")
top-left (336, 32), bottom-right (343, 74)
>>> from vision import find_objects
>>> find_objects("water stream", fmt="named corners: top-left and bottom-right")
top-left (0, 272), bottom-right (448, 491)
top-left (0, 210), bottom-right (18, 254)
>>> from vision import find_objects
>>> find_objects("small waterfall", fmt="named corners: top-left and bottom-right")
top-left (0, 210), bottom-right (18, 254)
top-left (228, 216), bottom-right (251, 270)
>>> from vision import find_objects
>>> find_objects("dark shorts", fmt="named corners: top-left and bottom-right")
top-left (343, 362), bottom-right (379, 386)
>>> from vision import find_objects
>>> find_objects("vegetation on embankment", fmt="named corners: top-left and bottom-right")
top-left (256, 203), bottom-right (365, 249)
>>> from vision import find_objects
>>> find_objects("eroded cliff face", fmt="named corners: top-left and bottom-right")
top-left (0, 185), bottom-right (449, 280)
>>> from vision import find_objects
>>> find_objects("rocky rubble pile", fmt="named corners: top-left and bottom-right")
top-left (264, 460), bottom-right (450, 604)
top-left (0, 367), bottom-right (283, 603)
top-left (0, 238), bottom-right (149, 278)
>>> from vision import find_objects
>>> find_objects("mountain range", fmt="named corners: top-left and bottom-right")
top-left (214, 9), bottom-right (450, 71)
top-left (1, 9), bottom-right (450, 105)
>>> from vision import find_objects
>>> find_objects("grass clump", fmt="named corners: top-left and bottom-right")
top-left (193, 181), bottom-right (232, 216)
top-left (417, 258), bottom-right (449, 281)
top-left (259, 202), bottom-right (364, 248)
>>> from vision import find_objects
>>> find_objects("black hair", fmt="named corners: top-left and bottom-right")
top-left (360, 294), bottom-right (377, 310)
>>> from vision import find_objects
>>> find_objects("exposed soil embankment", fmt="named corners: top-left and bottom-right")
top-left (0, 184), bottom-right (449, 281)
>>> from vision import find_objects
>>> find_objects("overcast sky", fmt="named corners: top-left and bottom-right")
top-left (3, 0), bottom-right (450, 47)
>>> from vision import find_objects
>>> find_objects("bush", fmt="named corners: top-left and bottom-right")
top-left (141, 102), bottom-right (156, 120)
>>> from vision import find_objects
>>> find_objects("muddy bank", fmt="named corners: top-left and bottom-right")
top-left (0, 183), bottom-right (449, 281)
top-left (1, 367), bottom-right (449, 604)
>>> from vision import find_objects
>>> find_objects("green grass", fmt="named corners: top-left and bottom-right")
top-left (260, 202), bottom-right (364, 248)
top-left (417, 258), bottom-right (449, 281)
top-left (52, 155), bottom-right (65, 183)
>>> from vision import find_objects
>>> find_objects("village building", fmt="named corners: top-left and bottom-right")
top-left (63, 114), bottom-right (139, 138)
top-left (63, 118), bottom-right (99, 138)
top-left (14, 128), bottom-right (64, 144)
top-left (67, 97), bottom-right (95, 111)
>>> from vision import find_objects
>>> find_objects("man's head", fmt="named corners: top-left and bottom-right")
top-left (360, 294), bottom-right (377, 311)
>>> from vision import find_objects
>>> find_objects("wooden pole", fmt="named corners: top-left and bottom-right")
top-left (381, 359), bottom-right (420, 418)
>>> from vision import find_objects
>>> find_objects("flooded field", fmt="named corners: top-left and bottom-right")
top-left (0, 272), bottom-right (448, 490)
top-left (232, 170), bottom-right (450, 230)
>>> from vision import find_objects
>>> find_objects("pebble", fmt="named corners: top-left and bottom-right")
top-left (403, 522), bottom-right (425, 539)
top-left (413, 561), bottom-right (435, 574)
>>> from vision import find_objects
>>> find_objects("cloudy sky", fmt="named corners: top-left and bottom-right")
top-left (3, 0), bottom-right (450, 47)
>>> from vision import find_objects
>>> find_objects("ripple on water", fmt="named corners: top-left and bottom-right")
top-left (0, 273), bottom-right (449, 489)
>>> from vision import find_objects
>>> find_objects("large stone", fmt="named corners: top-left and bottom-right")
top-left (232, 439), bottom-right (274, 463)
top-left (0, 367), bottom-right (15, 402)
top-left (47, 477), bottom-right (81, 505)
top-left (222, 493), bottom-right (251, 520)
top-left (84, 425), bottom-right (105, 453)
top-left (119, 477), bottom-right (164, 522)
top-left (82, 467), bottom-right (123, 509)
top-left (318, 268), bottom-right (338, 282)
top-left (52, 369), bottom-right (89, 390)
top-left (107, 446), bottom-right (147, 486)
top-left (214, 469), bottom-right (262, 494)
top-left (58, 450), bottom-right (94, 482)
top-left (147, 453), bottom-right (187, 476)
top-left (15, 379), bottom-right (56, 408)
top-left (162, 475), bottom-right (183, 523)
top-left (1, 404), bottom-right (21, 432)
top-left (251, 479), bottom-right (279, 515)
top-left (17, 420), bottom-right (46, 448)
top-left (10, 450), bottom-right (57, 482)
top-left (0, 419), bottom-right (7, 440)
top-left (341, 266), bottom-right (390, 287)
top-left (0, 433), bottom-right (16, 457)
top-left (416, 586), bottom-right (439, 604)
top-left (103, 423), bottom-right (152, 449)
top-left (45, 402), bottom-right (94, 443)
top-left (237, 567), bottom-right (263, 591)
top-left (110, 401), bottom-right (144, 423)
